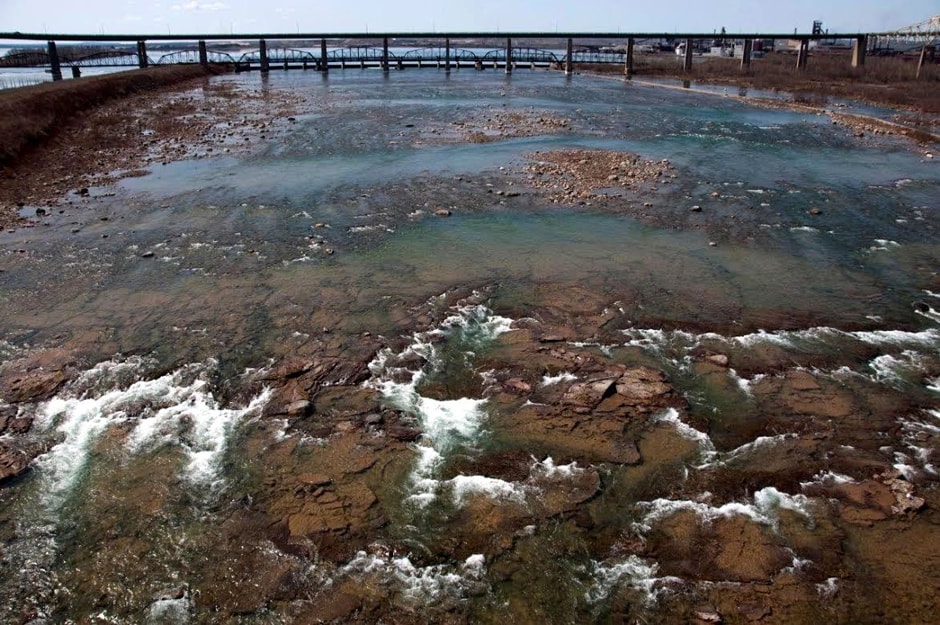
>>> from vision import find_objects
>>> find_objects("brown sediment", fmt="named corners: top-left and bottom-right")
top-left (0, 65), bottom-right (302, 230)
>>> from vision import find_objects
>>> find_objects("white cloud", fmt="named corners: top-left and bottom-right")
top-left (123, 15), bottom-right (144, 22)
top-left (171, 1), bottom-right (229, 11)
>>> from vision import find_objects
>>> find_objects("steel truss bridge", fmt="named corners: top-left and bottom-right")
top-left (0, 44), bottom-right (623, 71)
top-left (870, 15), bottom-right (940, 53)
top-left (0, 25), bottom-right (935, 81)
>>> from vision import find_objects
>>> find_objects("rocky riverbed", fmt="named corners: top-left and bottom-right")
top-left (0, 69), bottom-right (938, 624)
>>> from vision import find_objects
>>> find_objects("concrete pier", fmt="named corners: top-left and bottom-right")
top-left (565, 38), bottom-right (573, 75)
top-left (259, 39), bottom-right (269, 73)
top-left (198, 40), bottom-right (208, 67)
top-left (445, 37), bottom-right (451, 73)
top-left (70, 66), bottom-right (81, 78)
top-left (47, 41), bottom-right (62, 81)
top-left (796, 38), bottom-right (808, 70)
top-left (137, 41), bottom-right (148, 68)
top-left (506, 37), bottom-right (512, 73)
top-left (625, 37), bottom-right (634, 77)
top-left (851, 35), bottom-right (867, 67)
top-left (382, 37), bottom-right (389, 71)
top-left (320, 38), bottom-right (328, 72)
top-left (740, 39), bottom-right (752, 69)
top-left (683, 38), bottom-right (693, 72)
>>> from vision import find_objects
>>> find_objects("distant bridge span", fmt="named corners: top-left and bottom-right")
top-left (1, 28), bottom-right (935, 81)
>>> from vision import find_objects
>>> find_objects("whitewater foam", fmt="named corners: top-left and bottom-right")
top-left (584, 556), bottom-right (681, 605)
top-left (655, 408), bottom-right (714, 453)
top-left (447, 475), bottom-right (526, 504)
top-left (34, 359), bottom-right (271, 509)
top-left (636, 486), bottom-right (813, 533)
top-left (339, 549), bottom-right (487, 604)
top-left (799, 470), bottom-right (855, 488)
top-left (541, 372), bottom-right (578, 386)
top-left (366, 304), bottom-right (515, 506)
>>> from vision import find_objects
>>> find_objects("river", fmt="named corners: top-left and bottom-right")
top-left (0, 68), bottom-right (937, 624)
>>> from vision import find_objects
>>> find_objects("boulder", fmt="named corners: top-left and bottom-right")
top-left (562, 378), bottom-right (617, 409)
top-left (0, 368), bottom-right (69, 404)
top-left (614, 367), bottom-right (674, 404)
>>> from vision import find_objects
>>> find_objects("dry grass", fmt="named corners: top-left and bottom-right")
top-left (579, 50), bottom-right (940, 113)
top-left (0, 64), bottom-right (225, 166)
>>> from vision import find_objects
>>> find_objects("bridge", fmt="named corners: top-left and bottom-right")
top-left (1, 28), bottom-right (937, 81)
top-left (0, 43), bottom-right (615, 73)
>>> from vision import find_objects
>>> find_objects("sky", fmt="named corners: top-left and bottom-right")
top-left (0, 0), bottom-right (936, 36)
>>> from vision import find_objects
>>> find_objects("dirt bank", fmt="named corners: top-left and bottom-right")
top-left (0, 65), bottom-right (227, 166)
top-left (0, 65), bottom-right (301, 231)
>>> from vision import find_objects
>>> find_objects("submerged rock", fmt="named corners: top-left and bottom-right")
top-left (0, 439), bottom-right (48, 484)
top-left (644, 510), bottom-right (792, 583)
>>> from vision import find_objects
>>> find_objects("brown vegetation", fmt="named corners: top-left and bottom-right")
top-left (0, 64), bottom-right (224, 166)
top-left (579, 50), bottom-right (940, 114)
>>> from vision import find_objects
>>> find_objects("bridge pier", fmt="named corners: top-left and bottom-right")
top-left (506, 37), bottom-right (512, 73)
top-left (47, 41), bottom-right (62, 81)
top-left (259, 39), bottom-right (270, 73)
top-left (137, 41), bottom-right (148, 68)
top-left (796, 38), bottom-right (808, 70)
top-left (625, 37), bottom-right (634, 77)
top-left (71, 66), bottom-right (81, 78)
top-left (320, 38), bottom-right (328, 72)
top-left (198, 40), bottom-right (208, 67)
top-left (445, 37), bottom-right (451, 73)
top-left (565, 38), bottom-right (572, 75)
top-left (851, 35), bottom-right (867, 68)
top-left (740, 39), bottom-right (752, 70)
top-left (683, 38), bottom-right (693, 72)
top-left (382, 37), bottom-right (389, 72)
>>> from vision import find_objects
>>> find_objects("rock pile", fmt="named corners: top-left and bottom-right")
top-left (454, 109), bottom-right (572, 143)
top-left (522, 149), bottom-right (675, 205)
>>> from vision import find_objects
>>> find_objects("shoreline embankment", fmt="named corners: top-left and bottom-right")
top-left (0, 64), bottom-right (225, 166)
